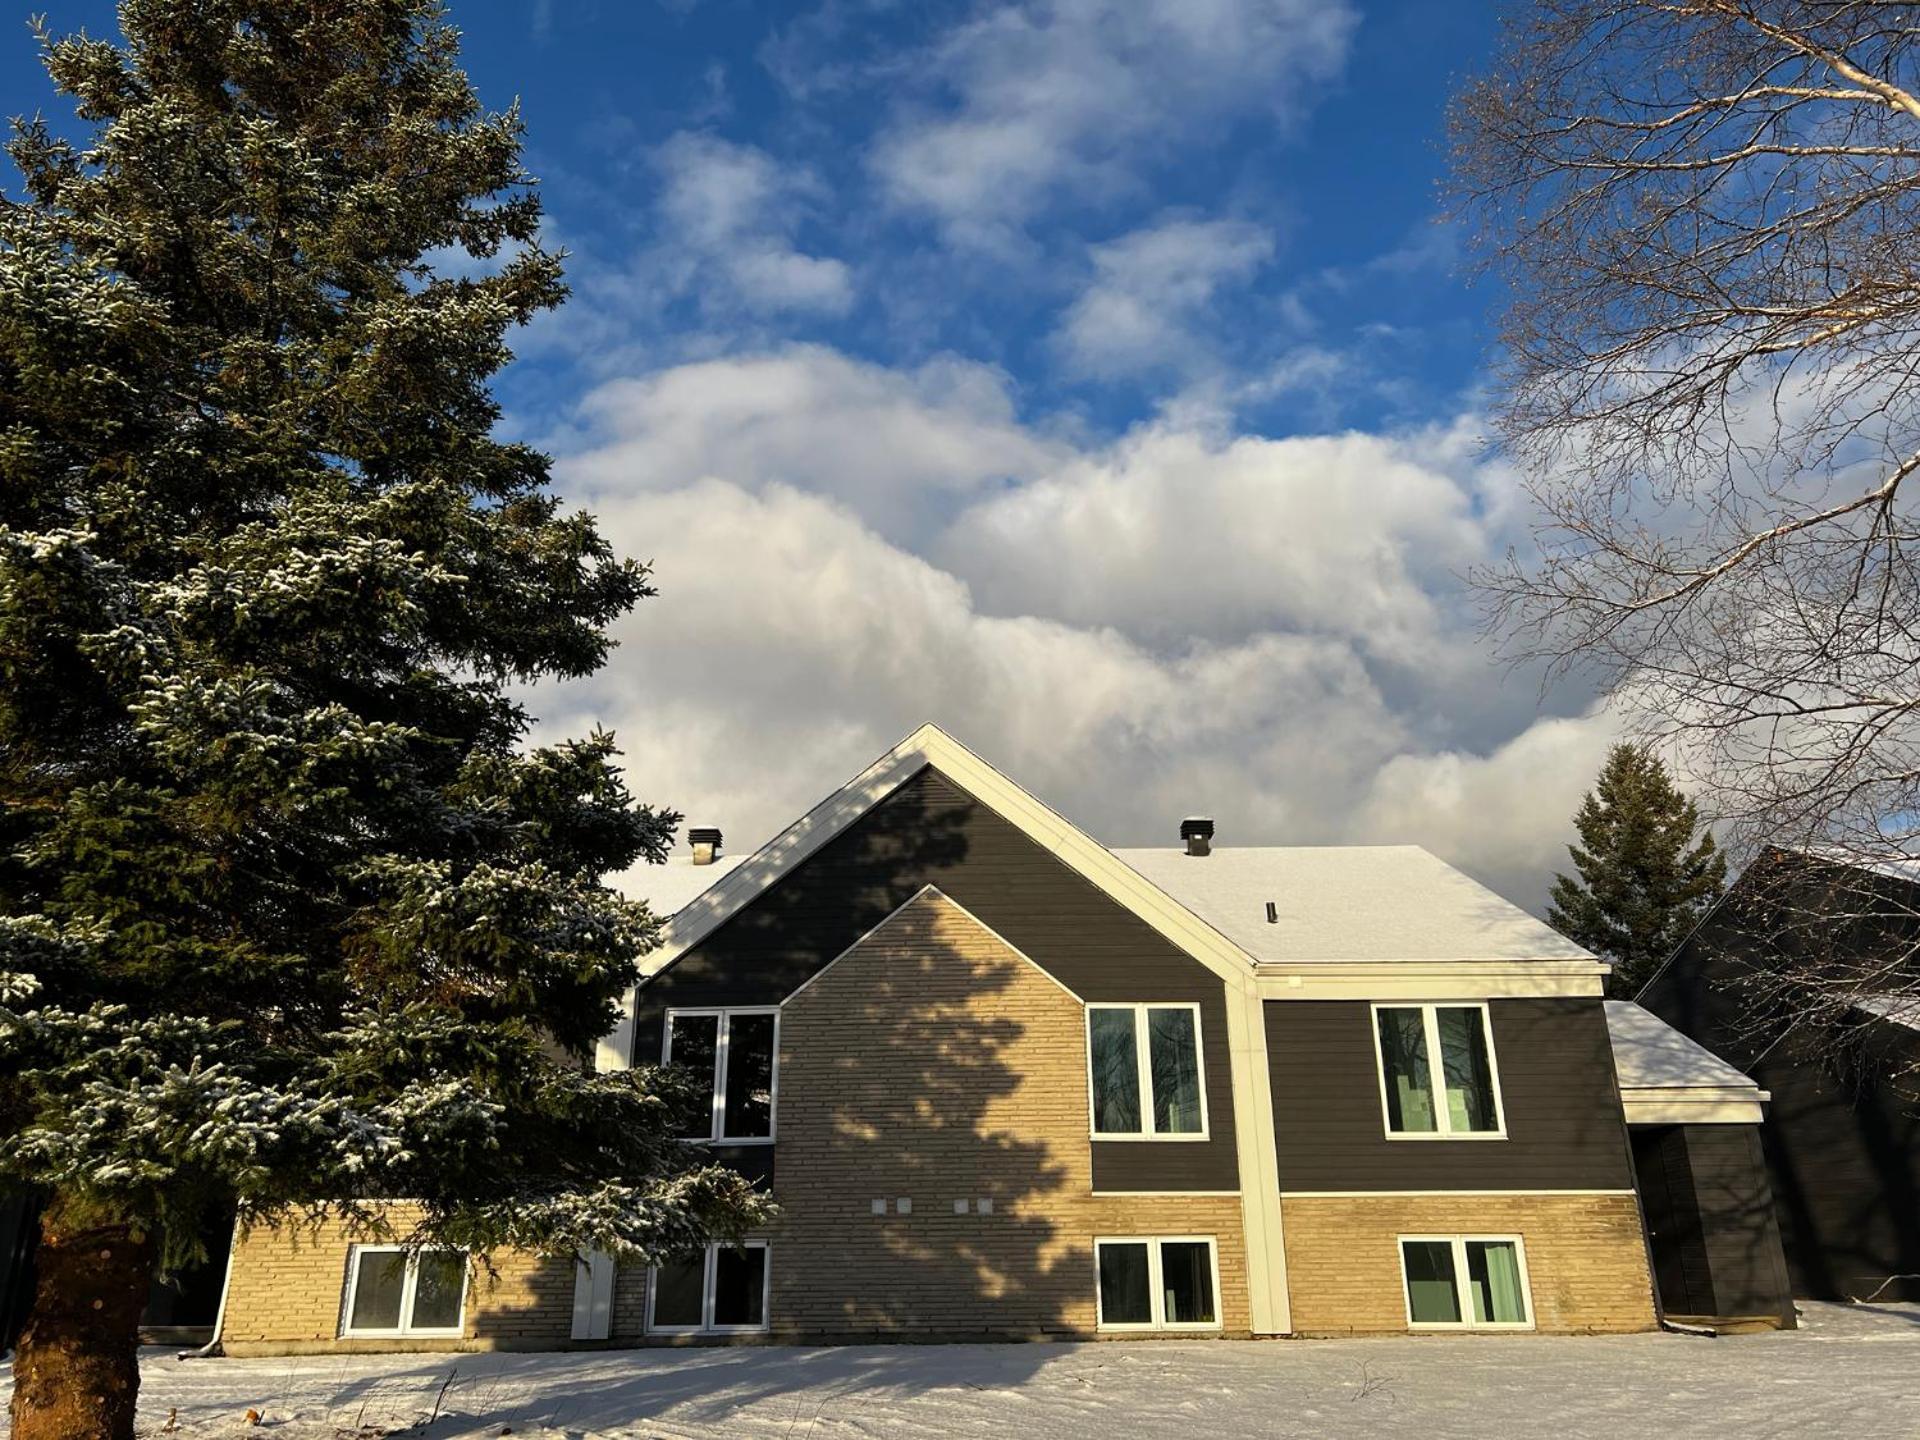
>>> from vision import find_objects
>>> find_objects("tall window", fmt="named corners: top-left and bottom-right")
top-left (664, 1008), bottom-right (778, 1142)
top-left (341, 1246), bottom-right (468, 1338)
top-left (1372, 1003), bottom-right (1503, 1137)
top-left (1094, 1237), bottom-right (1220, 1331)
top-left (646, 1242), bottom-right (770, 1334)
top-left (1087, 1003), bottom-right (1206, 1138)
top-left (1399, 1236), bottom-right (1532, 1329)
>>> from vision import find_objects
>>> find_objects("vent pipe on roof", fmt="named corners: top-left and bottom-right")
top-left (1180, 817), bottom-right (1214, 858)
top-left (689, 827), bottom-right (723, 866)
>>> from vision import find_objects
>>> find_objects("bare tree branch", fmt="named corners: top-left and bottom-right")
top-left (1451, 0), bottom-right (1920, 1075)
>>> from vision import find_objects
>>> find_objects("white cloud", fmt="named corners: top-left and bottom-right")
top-left (651, 132), bottom-right (853, 315)
top-left (534, 347), bottom-right (1606, 913)
top-left (938, 423), bottom-right (1485, 664)
top-left (1054, 218), bottom-right (1274, 380)
top-left (537, 477), bottom-right (1412, 871)
top-left (556, 345), bottom-right (1069, 541)
top-left (1350, 710), bottom-right (1627, 898)
top-left (869, 0), bottom-right (1357, 247)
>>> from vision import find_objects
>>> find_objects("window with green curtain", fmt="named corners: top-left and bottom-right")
top-left (1376, 1007), bottom-right (1436, 1132)
top-left (1400, 1240), bottom-right (1460, 1323)
top-left (1465, 1241), bottom-right (1528, 1324)
top-left (1436, 1007), bottom-right (1499, 1132)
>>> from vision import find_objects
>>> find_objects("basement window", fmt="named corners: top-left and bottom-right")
top-left (1371, 1003), bottom-right (1505, 1138)
top-left (646, 1242), bottom-right (771, 1334)
top-left (1399, 1236), bottom-right (1533, 1329)
top-left (664, 1008), bottom-right (778, 1142)
top-left (1094, 1237), bottom-right (1221, 1331)
top-left (341, 1246), bottom-right (468, 1338)
top-left (1086, 1003), bottom-right (1207, 1138)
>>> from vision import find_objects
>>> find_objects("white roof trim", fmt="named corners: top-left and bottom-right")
top-left (636, 722), bottom-right (1261, 987)
top-left (1619, 1093), bottom-right (1770, 1125)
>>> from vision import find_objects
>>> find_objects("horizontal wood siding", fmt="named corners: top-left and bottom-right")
top-left (637, 765), bottom-right (1238, 1192)
top-left (1265, 998), bottom-right (1635, 1192)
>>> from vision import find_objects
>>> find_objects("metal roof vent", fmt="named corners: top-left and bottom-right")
top-left (689, 827), bottom-right (723, 866)
top-left (1180, 817), bottom-right (1214, 858)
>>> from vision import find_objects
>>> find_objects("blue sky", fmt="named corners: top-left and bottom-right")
top-left (7, 0), bottom-right (1618, 909)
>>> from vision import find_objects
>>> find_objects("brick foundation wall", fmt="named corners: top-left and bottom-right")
top-left (767, 888), bottom-right (1249, 1339)
top-left (221, 1206), bottom-right (577, 1356)
top-left (1280, 1192), bottom-right (1657, 1335)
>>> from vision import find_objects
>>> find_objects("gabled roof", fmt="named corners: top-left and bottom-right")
top-left (1114, 844), bottom-right (1592, 965)
top-left (623, 722), bottom-right (1260, 986)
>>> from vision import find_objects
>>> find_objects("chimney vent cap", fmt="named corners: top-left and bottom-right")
top-left (1179, 817), bottom-right (1215, 841)
top-left (688, 827), bottom-right (723, 847)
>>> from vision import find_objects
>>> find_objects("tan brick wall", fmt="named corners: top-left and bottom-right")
top-left (221, 1205), bottom-right (576, 1356)
top-left (1280, 1192), bottom-right (1657, 1335)
top-left (768, 888), bottom-right (1249, 1338)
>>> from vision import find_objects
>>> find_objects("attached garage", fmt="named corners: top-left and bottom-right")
top-left (1606, 1001), bottom-right (1795, 1329)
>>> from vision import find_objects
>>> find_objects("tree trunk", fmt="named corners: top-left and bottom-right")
top-left (8, 1195), bottom-right (155, 1440)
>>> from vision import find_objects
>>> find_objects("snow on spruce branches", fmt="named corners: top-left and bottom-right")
top-left (0, 0), bottom-right (773, 1296)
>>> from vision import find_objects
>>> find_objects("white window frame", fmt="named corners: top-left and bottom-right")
top-left (1369, 1001), bottom-right (1508, 1140)
top-left (1093, 1235), bottom-right (1224, 1333)
top-left (339, 1245), bottom-right (469, 1339)
top-left (644, 1240), bottom-right (772, 1335)
top-left (1084, 1002), bottom-right (1210, 1141)
top-left (663, 1007), bottom-right (780, 1145)
top-left (1397, 1234), bottom-right (1535, 1331)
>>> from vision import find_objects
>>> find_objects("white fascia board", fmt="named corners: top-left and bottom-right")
top-left (1255, 960), bottom-right (1608, 1001)
top-left (1620, 1087), bottom-right (1770, 1126)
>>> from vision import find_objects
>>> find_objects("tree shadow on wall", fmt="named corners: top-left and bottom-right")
top-left (771, 882), bottom-right (1084, 1347)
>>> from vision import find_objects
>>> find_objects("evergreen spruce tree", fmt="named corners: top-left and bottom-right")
top-left (1548, 744), bottom-right (1728, 998)
top-left (0, 5), bottom-right (771, 1436)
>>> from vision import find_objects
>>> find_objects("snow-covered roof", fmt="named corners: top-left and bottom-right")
top-left (1852, 993), bottom-right (1920, 1032)
top-left (1604, 1001), bottom-right (1761, 1094)
top-left (1110, 844), bottom-right (1593, 964)
top-left (619, 853), bottom-right (748, 920)
top-left (1785, 844), bottom-right (1920, 886)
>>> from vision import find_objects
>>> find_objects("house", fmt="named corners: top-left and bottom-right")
top-left (209, 724), bottom-right (1790, 1351)
top-left (1639, 847), bottom-right (1920, 1303)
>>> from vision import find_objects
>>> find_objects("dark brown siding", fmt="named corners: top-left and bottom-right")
top-left (1265, 998), bottom-right (1636, 1192)
top-left (1632, 1124), bottom-right (1794, 1323)
top-left (637, 765), bottom-right (1238, 1192)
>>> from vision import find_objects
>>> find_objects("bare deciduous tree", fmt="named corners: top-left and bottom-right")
top-left (1451, 1), bottom-right (1920, 1063)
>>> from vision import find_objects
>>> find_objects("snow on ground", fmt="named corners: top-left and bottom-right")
top-left (5, 1303), bottom-right (1918, 1439)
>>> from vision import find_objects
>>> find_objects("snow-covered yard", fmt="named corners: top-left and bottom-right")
top-left (7, 1303), bottom-right (1917, 1439)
